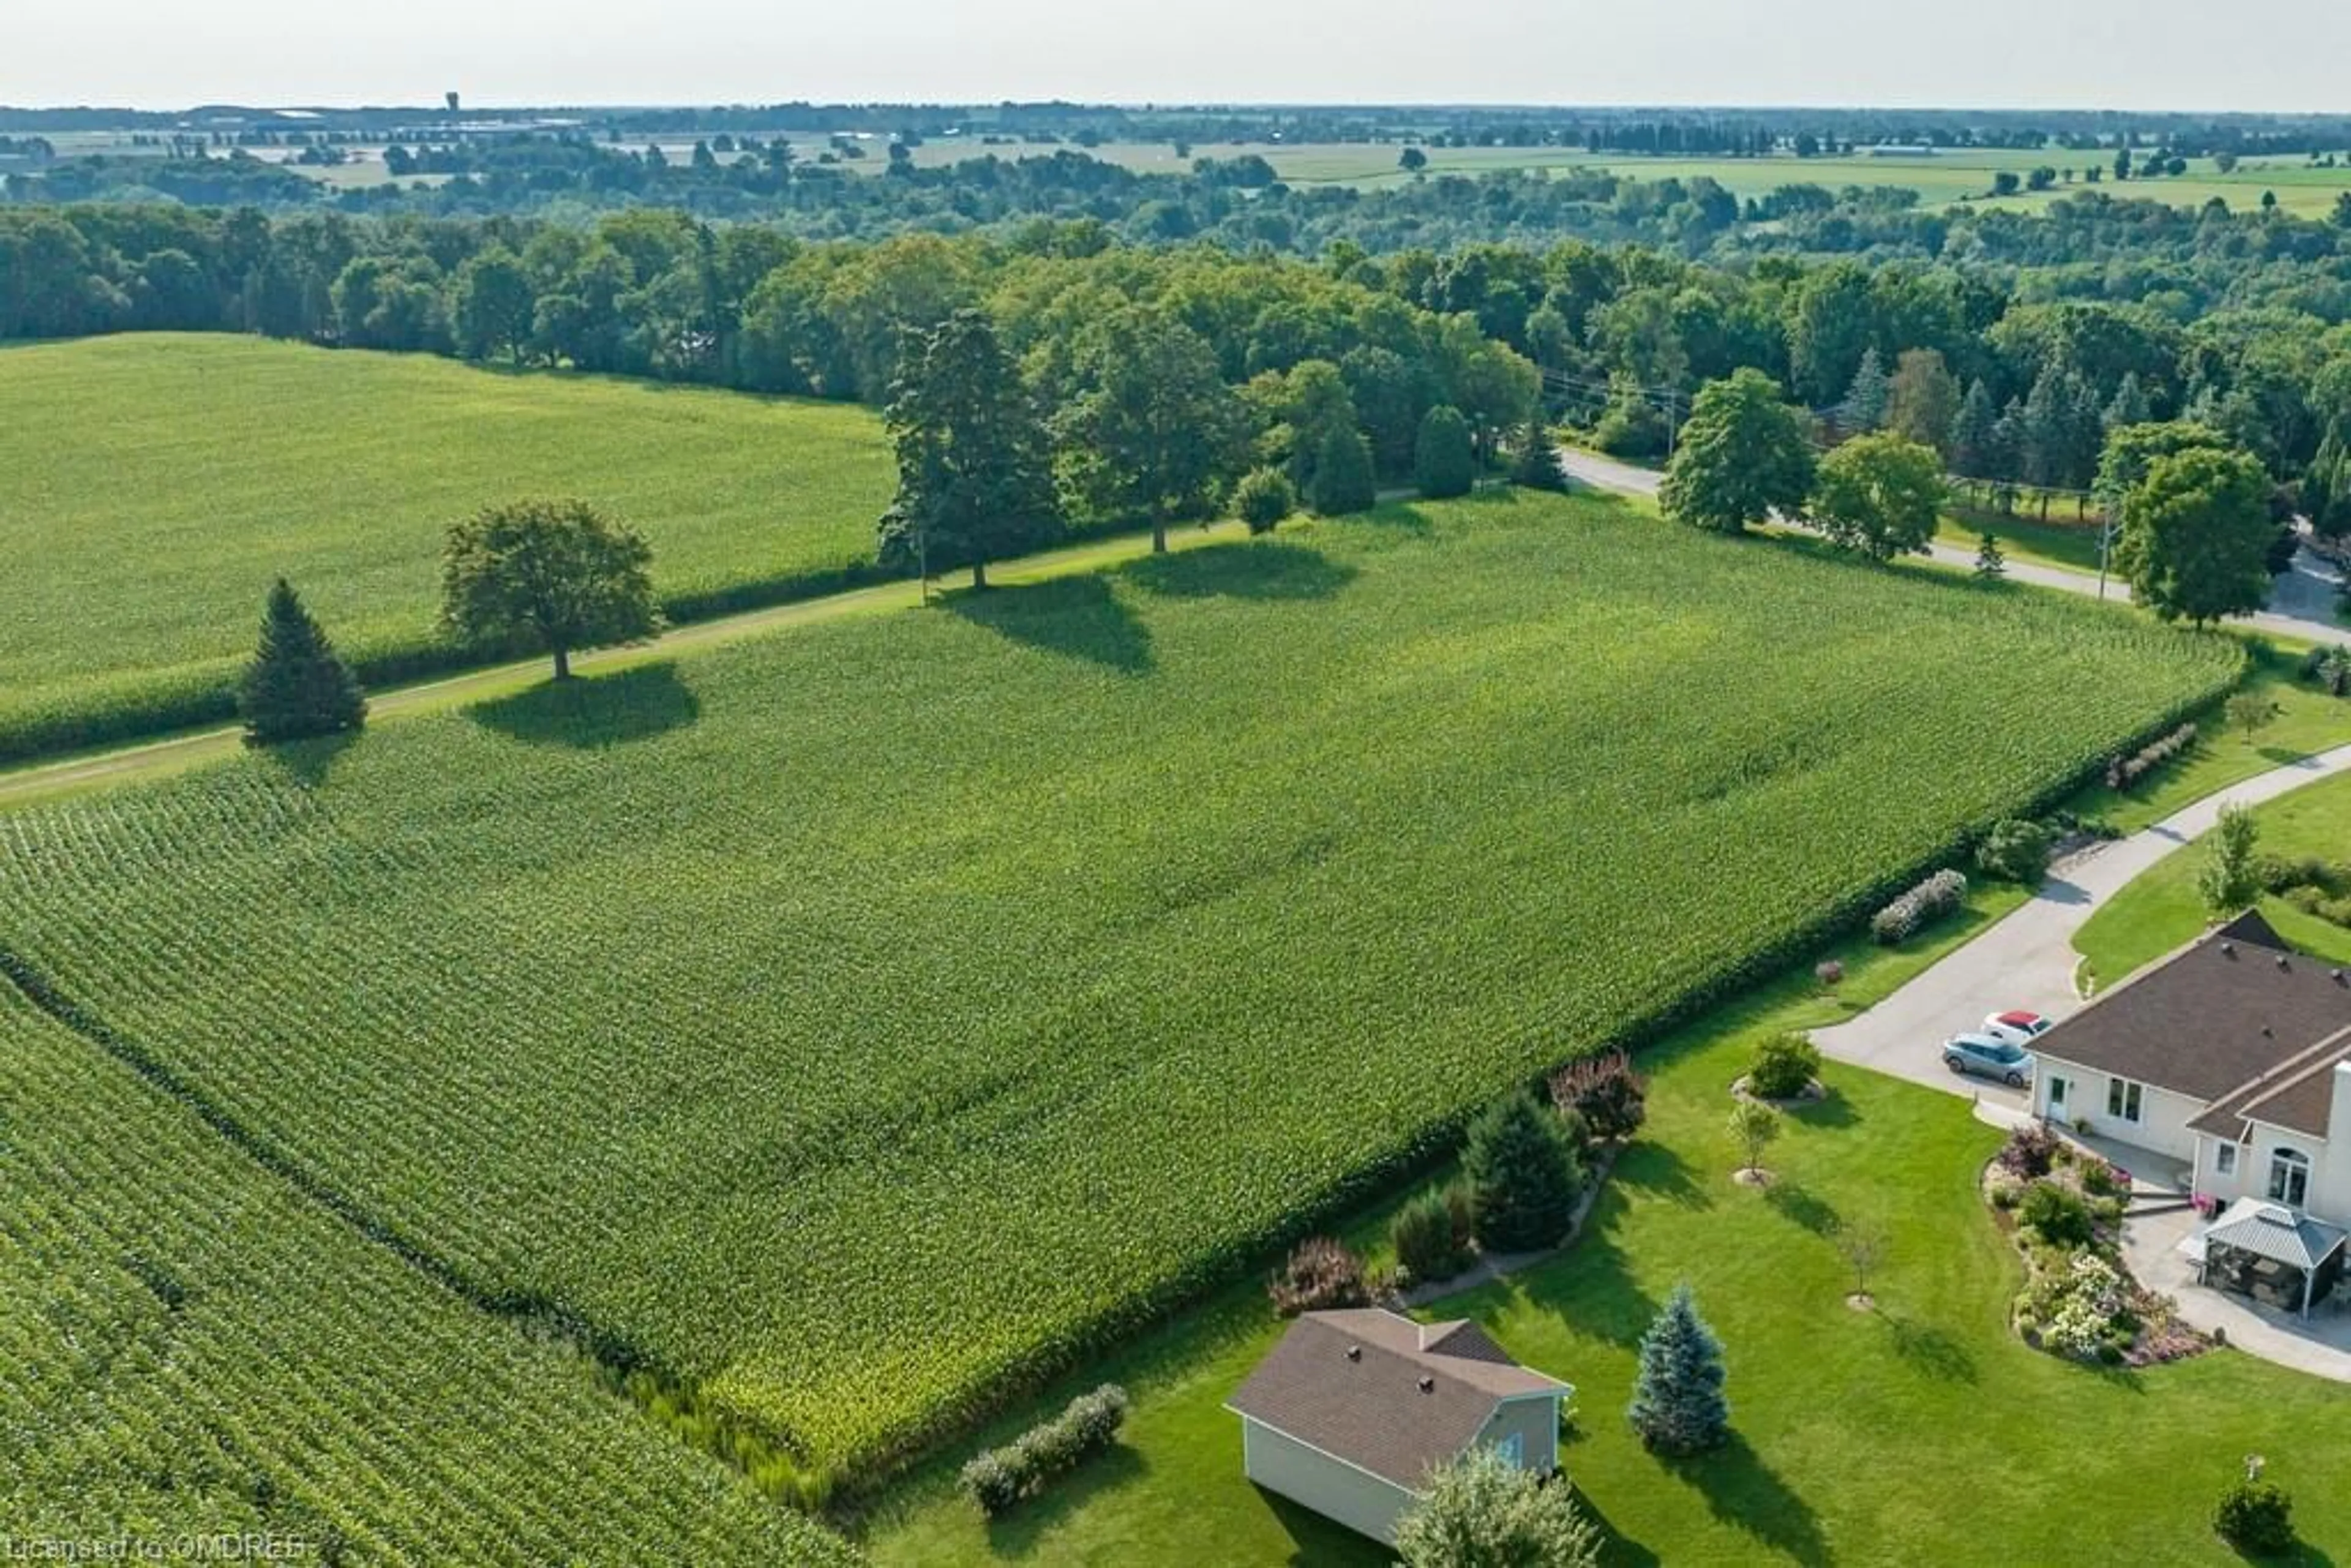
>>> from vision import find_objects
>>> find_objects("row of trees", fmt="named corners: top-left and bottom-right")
top-left (1661, 369), bottom-right (2282, 626)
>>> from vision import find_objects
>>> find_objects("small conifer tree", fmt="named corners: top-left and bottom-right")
top-left (1510, 416), bottom-right (1568, 491)
top-left (1308, 423), bottom-right (1378, 516)
top-left (1974, 530), bottom-right (2007, 580)
top-left (1627, 1283), bottom-right (1730, 1455)
top-left (238, 578), bottom-right (367, 746)
top-left (1464, 1090), bottom-right (1584, 1253)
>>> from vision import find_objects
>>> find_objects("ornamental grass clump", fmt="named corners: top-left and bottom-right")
top-left (1268, 1237), bottom-right (1369, 1316)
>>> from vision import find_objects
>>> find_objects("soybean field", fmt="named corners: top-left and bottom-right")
top-left (0, 334), bottom-right (893, 761)
top-left (0, 489), bottom-right (2240, 1485)
top-left (0, 983), bottom-right (857, 1565)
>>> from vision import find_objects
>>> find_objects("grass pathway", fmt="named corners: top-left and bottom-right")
top-left (0, 520), bottom-right (1251, 812)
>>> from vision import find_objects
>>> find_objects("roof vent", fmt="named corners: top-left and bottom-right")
top-left (2334, 970), bottom-right (2348, 985)
top-left (1417, 1376), bottom-right (1435, 1394)
top-left (2222, 942), bottom-right (2237, 957)
top-left (2263, 1025), bottom-right (2274, 1037)
top-left (1345, 1345), bottom-right (1361, 1362)
top-left (2278, 954), bottom-right (2292, 970)
top-left (2257, 1202), bottom-right (2297, 1226)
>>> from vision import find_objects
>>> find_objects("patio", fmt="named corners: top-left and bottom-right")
top-left (2124, 1204), bottom-right (2351, 1381)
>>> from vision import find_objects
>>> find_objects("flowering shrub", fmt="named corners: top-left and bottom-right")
top-left (1549, 1051), bottom-right (1647, 1142)
top-left (2104, 722), bottom-right (2197, 791)
top-left (959, 1384), bottom-right (1130, 1516)
top-left (1870, 869), bottom-right (1968, 944)
top-left (1997, 1122), bottom-right (2059, 1179)
top-left (1813, 959), bottom-right (1843, 987)
top-left (2191, 1192), bottom-right (2220, 1220)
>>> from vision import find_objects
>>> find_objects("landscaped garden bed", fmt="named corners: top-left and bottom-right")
top-left (1983, 1123), bottom-right (2208, 1368)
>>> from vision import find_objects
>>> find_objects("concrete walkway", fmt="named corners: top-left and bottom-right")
top-left (1557, 448), bottom-right (2347, 643)
top-left (1811, 742), bottom-right (2351, 1101)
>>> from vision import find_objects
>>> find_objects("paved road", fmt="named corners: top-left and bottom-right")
top-left (1557, 448), bottom-right (2347, 644)
top-left (1812, 742), bottom-right (2351, 1103)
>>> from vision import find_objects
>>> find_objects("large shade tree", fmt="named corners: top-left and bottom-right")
top-left (440, 498), bottom-right (659, 680)
top-left (1811, 433), bottom-right (1948, 561)
top-left (1056, 306), bottom-right (1247, 553)
top-left (1660, 369), bottom-right (1816, 535)
top-left (2116, 445), bottom-right (2274, 627)
top-left (1393, 1446), bottom-right (1602, 1568)
top-left (878, 308), bottom-right (1063, 589)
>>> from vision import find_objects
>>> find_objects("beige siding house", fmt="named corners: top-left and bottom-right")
top-left (1225, 1307), bottom-right (1572, 1545)
top-left (2030, 912), bottom-right (2351, 1311)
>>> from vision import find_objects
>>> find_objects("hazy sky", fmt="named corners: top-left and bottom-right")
top-left (8, 0), bottom-right (2347, 112)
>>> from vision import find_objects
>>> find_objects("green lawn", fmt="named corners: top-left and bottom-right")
top-left (0, 489), bottom-right (2235, 1485)
top-left (2076, 762), bottom-right (2351, 990)
top-left (1935, 509), bottom-right (2107, 576)
top-left (0, 333), bottom-right (893, 760)
top-left (2063, 649), bottom-right (2351, 835)
top-left (864, 893), bottom-right (2351, 1566)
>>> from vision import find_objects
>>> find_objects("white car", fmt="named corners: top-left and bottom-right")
top-left (1981, 1010), bottom-right (2053, 1049)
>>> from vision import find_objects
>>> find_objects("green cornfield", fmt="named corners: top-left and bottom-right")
top-left (0, 983), bottom-right (857, 1564)
top-left (0, 333), bottom-right (893, 760)
top-left (0, 490), bottom-right (2241, 1483)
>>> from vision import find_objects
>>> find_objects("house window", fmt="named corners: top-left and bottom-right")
top-left (2047, 1076), bottom-right (2068, 1111)
top-left (1491, 1432), bottom-right (1525, 1469)
top-left (2216, 1143), bottom-right (2238, 1178)
top-left (2270, 1148), bottom-right (2311, 1209)
top-left (2107, 1078), bottom-right (2144, 1124)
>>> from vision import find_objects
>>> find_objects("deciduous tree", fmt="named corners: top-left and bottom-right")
top-left (1885, 348), bottom-right (1960, 456)
top-left (440, 499), bottom-right (659, 680)
top-left (2197, 803), bottom-right (2262, 918)
top-left (878, 309), bottom-right (1062, 588)
top-left (1659, 369), bottom-right (1815, 535)
top-left (1811, 432), bottom-right (1946, 561)
top-left (1057, 307), bottom-right (1247, 553)
top-left (1393, 1447), bottom-right (1602, 1568)
top-left (2116, 445), bottom-right (2274, 627)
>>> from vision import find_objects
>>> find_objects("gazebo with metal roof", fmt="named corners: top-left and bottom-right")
top-left (2194, 1199), bottom-right (2350, 1318)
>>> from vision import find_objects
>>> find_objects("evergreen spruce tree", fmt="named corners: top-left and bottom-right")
top-left (1627, 1283), bottom-right (1730, 1456)
top-left (1308, 422), bottom-right (1378, 516)
top-left (1463, 1090), bottom-right (1584, 1253)
top-left (1974, 530), bottom-right (2007, 580)
top-left (1510, 415), bottom-right (1568, 491)
top-left (238, 579), bottom-right (367, 746)
top-left (1949, 379), bottom-right (2000, 481)
top-left (2103, 371), bottom-right (2153, 433)
top-left (1841, 345), bottom-right (1891, 432)
top-left (1413, 405), bottom-right (1477, 499)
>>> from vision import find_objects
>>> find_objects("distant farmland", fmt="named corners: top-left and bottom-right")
top-left (0, 489), bottom-right (2238, 1486)
top-left (0, 334), bottom-right (893, 760)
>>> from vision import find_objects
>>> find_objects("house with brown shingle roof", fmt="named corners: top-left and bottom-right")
top-left (1224, 1307), bottom-right (1572, 1545)
top-left (2029, 912), bottom-right (2351, 1240)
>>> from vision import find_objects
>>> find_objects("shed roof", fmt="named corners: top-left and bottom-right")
top-left (1226, 1309), bottom-right (1569, 1491)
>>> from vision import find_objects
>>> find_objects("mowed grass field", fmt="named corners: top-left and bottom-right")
top-left (0, 490), bottom-right (2238, 1485)
top-left (0, 334), bottom-right (893, 760)
top-left (0, 984), bottom-right (854, 1565)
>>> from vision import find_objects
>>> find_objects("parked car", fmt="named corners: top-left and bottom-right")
top-left (1980, 1010), bottom-right (2052, 1049)
top-left (1944, 1032), bottom-right (2035, 1087)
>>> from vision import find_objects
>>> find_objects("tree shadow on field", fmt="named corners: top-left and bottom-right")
top-left (1663, 1434), bottom-right (1832, 1566)
top-left (255, 730), bottom-right (360, 790)
top-left (1119, 540), bottom-right (1357, 602)
top-left (943, 575), bottom-right (1153, 674)
top-left (1879, 1311), bottom-right (1979, 1386)
top-left (1763, 1180), bottom-right (1840, 1237)
top-left (467, 661), bottom-right (702, 749)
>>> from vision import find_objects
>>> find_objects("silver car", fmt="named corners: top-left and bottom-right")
top-left (1943, 1032), bottom-right (2034, 1088)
